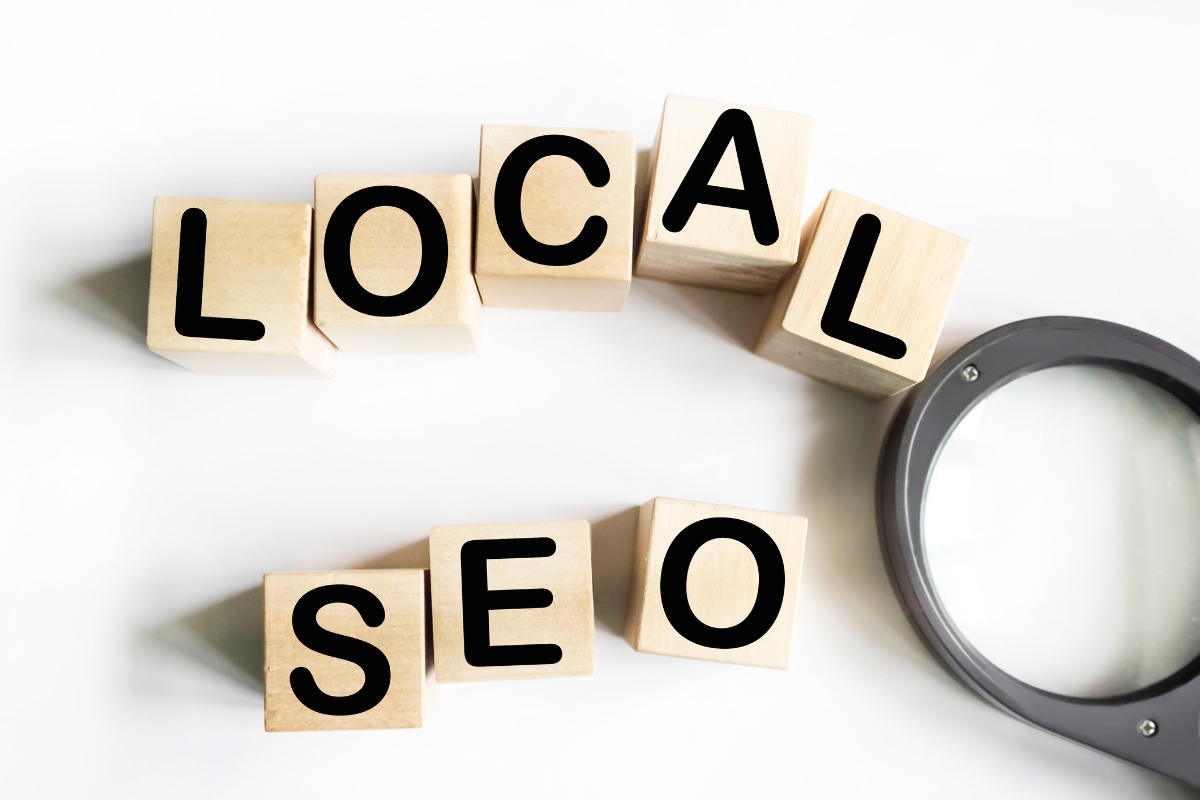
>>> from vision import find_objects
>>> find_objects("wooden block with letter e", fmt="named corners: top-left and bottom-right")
top-left (429, 519), bottom-right (595, 681)
top-left (475, 125), bottom-right (635, 311)
top-left (625, 497), bottom-right (807, 669)
top-left (264, 569), bottom-right (432, 731)
top-left (312, 174), bottom-right (481, 352)
top-left (146, 197), bottom-right (335, 377)
top-left (635, 94), bottom-right (814, 293)
top-left (755, 190), bottom-right (970, 400)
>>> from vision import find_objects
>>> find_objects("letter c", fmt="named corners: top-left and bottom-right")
top-left (493, 135), bottom-right (610, 267)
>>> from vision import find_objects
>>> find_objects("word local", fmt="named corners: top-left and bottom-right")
top-left (147, 94), bottom-right (970, 400)
top-left (265, 498), bottom-right (807, 731)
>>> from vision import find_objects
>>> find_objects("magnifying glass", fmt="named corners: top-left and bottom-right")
top-left (877, 316), bottom-right (1200, 787)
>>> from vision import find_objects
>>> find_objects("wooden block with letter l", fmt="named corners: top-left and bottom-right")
top-left (755, 190), bottom-right (970, 400)
top-left (635, 94), bottom-right (814, 293)
top-left (146, 197), bottom-right (335, 377)
top-left (625, 497), bottom-right (807, 669)
top-left (429, 520), bottom-right (595, 681)
top-left (312, 174), bottom-right (481, 352)
top-left (474, 125), bottom-right (635, 312)
top-left (264, 569), bottom-right (432, 731)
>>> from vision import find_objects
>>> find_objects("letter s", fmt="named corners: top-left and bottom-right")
top-left (289, 584), bottom-right (391, 716)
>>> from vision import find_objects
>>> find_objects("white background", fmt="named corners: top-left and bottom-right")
top-left (2, 1), bottom-right (1199, 797)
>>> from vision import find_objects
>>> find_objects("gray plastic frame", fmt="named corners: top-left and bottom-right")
top-left (876, 316), bottom-right (1200, 788)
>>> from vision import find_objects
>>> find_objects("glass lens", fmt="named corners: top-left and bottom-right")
top-left (924, 365), bottom-right (1200, 698)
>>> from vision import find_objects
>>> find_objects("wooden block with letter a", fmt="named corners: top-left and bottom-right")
top-left (755, 190), bottom-right (970, 400)
top-left (625, 497), bottom-right (807, 669)
top-left (474, 125), bottom-right (635, 311)
top-left (147, 197), bottom-right (335, 377)
top-left (635, 94), bottom-right (814, 293)
top-left (429, 520), bottom-right (595, 681)
top-left (312, 174), bottom-right (481, 352)
top-left (264, 569), bottom-right (432, 731)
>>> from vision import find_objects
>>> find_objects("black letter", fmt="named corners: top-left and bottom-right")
top-left (174, 208), bottom-right (265, 340)
top-left (661, 109), bottom-right (779, 246)
top-left (820, 213), bottom-right (907, 359)
top-left (659, 518), bottom-right (786, 649)
top-left (323, 186), bottom-right (448, 317)
top-left (289, 584), bottom-right (391, 716)
top-left (494, 135), bottom-right (610, 266)
top-left (460, 537), bottom-right (563, 667)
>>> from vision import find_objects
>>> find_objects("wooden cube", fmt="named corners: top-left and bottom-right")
top-left (147, 197), bottom-right (335, 377)
top-left (429, 520), bottom-right (595, 681)
top-left (625, 497), bottom-right (807, 669)
top-left (264, 570), bottom-right (432, 732)
top-left (475, 125), bottom-right (635, 311)
top-left (756, 190), bottom-right (970, 400)
top-left (312, 174), bottom-right (481, 352)
top-left (636, 95), bottom-right (814, 294)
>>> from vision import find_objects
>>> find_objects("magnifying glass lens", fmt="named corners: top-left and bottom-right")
top-left (924, 364), bottom-right (1200, 698)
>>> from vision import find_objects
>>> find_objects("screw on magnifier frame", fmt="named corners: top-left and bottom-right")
top-left (960, 364), bottom-right (980, 382)
top-left (1138, 719), bottom-right (1158, 737)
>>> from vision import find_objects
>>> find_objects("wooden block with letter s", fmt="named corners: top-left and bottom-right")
top-left (429, 520), bottom-right (595, 681)
top-left (635, 94), bottom-right (814, 293)
top-left (264, 569), bottom-right (432, 731)
top-left (312, 174), bottom-right (481, 352)
top-left (756, 189), bottom-right (970, 400)
top-left (474, 125), bottom-right (636, 311)
top-left (147, 197), bottom-right (336, 377)
top-left (625, 497), bottom-right (807, 669)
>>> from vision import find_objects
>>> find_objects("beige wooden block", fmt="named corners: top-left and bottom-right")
top-left (429, 520), bottom-right (595, 681)
top-left (756, 190), bottom-right (970, 400)
top-left (312, 174), bottom-right (481, 352)
top-left (264, 570), bottom-right (432, 732)
top-left (147, 196), bottom-right (335, 377)
top-left (625, 497), bottom-right (807, 669)
top-left (475, 125), bottom-right (635, 311)
top-left (636, 94), bottom-right (814, 294)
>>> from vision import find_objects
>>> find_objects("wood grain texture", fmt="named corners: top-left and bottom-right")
top-left (756, 190), bottom-right (970, 399)
top-left (625, 497), bottom-right (807, 670)
top-left (429, 520), bottom-right (595, 682)
top-left (312, 174), bottom-right (481, 352)
top-left (636, 94), bottom-right (814, 293)
top-left (263, 570), bottom-right (432, 732)
top-left (475, 125), bottom-right (635, 311)
top-left (147, 196), bottom-right (335, 377)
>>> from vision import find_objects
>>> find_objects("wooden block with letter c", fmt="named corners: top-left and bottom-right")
top-left (263, 570), bottom-right (433, 731)
top-left (625, 497), bottom-right (807, 669)
top-left (474, 125), bottom-right (636, 311)
top-left (312, 174), bottom-right (481, 352)
top-left (755, 189), bottom-right (970, 400)
top-left (635, 94), bottom-right (814, 293)
top-left (146, 197), bottom-right (336, 377)
top-left (429, 520), bottom-right (595, 681)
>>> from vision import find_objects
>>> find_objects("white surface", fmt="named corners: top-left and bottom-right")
top-left (926, 366), bottom-right (1200, 698)
top-left (3, 1), bottom-right (1200, 797)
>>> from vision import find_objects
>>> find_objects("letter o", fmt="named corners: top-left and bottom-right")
top-left (324, 185), bottom-right (449, 317)
top-left (659, 517), bottom-right (786, 649)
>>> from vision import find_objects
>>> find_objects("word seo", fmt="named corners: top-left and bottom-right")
top-left (265, 498), bottom-right (807, 731)
top-left (147, 93), bottom-right (969, 400)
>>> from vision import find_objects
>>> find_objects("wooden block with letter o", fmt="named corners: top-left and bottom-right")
top-left (475, 125), bottom-right (635, 311)
top-left (147, 197), bottom-right (336, 377)
top-left (755, 190), bottom-right (970, 400)
top-left (312, 174), bottom-right (481, 352)
top-left (636, 94), bottom-right (814, 293)
top-left (625, 497), bottom-right (807, 669)
top-left (429, 520), bottom-right (595, 681)
top-left (264, 570), bottom-right (432, 731)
